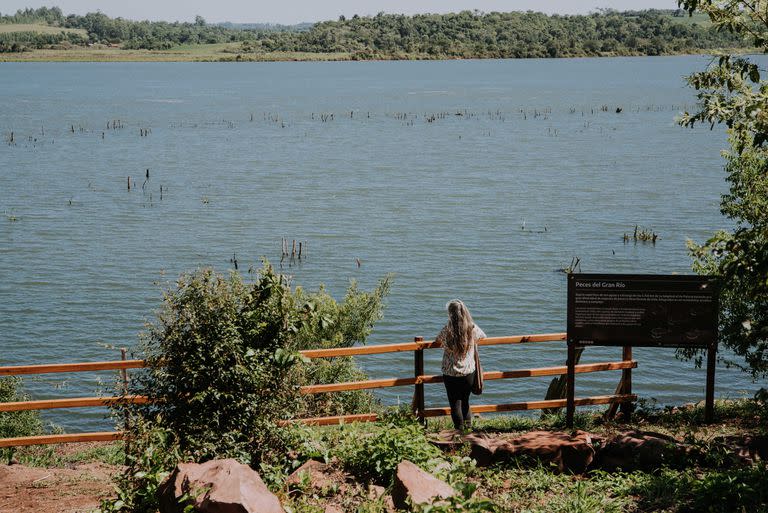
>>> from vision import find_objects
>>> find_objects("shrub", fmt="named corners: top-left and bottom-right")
top-left (629, 465), bottom-right (768, 513)
top-left (0, 376), bottom-right (44, 464)
top-left (124, 265), bottom-right (302, 463)
top-left (123, 264), bottom-right (390, 462)
top-left (0, 376), bottom-right (42, 439)
top-left (105, 263), bottom-right (390, 511)
top-left (337, 412), bottom-right (441, 484)
top-left (687, 464), bottom-right (768, 513)
top-left (294, 279), bottom-right (389, 351)
top-left (99, 422), bottom-right (180, 513)
top-left (294, 278), bottom-right (390, 417)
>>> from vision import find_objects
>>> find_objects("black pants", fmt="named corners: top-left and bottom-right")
top-left (443, 373), bottom-right (475, 430)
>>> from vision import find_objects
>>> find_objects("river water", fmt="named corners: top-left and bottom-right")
top-left (1, 57), bottom-right (764, 431)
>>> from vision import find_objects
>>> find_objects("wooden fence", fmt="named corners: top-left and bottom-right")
top-left (0, 332), bottom-right (636, 447)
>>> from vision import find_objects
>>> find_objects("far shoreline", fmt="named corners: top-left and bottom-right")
top-left (0, 45), bottom-right (757, 63)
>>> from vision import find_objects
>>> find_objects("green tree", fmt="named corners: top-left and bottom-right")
top-left (678, 0), bottom-right (768, 378)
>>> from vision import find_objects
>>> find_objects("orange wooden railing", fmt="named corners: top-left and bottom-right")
top-left (0, 332), bottom-right (636, 447)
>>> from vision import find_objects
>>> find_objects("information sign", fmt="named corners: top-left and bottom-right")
top-left (567, 274), bottom-right (718, 347)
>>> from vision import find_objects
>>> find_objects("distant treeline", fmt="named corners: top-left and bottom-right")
top-left (0, 6), bottom-right (750, 58)
top-left (0, 7), bottom-right (254, 51)
top-left (255, 9), bottom-right (748, 58)
top-left (0, 29), bottom-right (85, 52)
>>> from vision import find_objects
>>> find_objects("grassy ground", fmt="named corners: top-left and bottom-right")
top-left (0, 43), bottom-right (352, 62)
top-left (661, 12), bottom-right (713, 26)
top-left (5, 399), bottom-right (764, 512)
top-left (0, 23), bottom-right (87, 36)
top-left (5, 441), bottom-right (124, 468)
top-left (273, 400), bottom-right (768, 512)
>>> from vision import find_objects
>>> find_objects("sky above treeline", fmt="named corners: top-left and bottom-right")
top-left (0, 0), bottom-right (681, 25)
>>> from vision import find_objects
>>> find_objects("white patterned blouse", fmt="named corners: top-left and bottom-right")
top-left (438, 324), bottom-right (486, 377)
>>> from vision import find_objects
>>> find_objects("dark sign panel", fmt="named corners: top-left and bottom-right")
top-left (567, 274), bottom-right (718, 347)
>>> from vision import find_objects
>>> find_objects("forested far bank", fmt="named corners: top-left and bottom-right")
top-left (0, 6), bottom-right (753, 60)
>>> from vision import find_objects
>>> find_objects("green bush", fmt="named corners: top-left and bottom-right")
top-left (105, 264), bottom-right (390, 511)
top-left (687, 465), bottom-right (768, 513)
top-left (121, 264), bottom-right (389, 463)
top-left (299, 356), bottom-right (378, 417)
top-left (0, 376), bottom-right (44, 463)
top-left (99, 422), bottom-right (180, 513)
top-left (293, 280), bottom-right (389, 351)
top-left (125, 265), bottom-right (300, 463)
top-left (293, 279), bottom-right (389, 417)
top-left (337, 412), bottom-right (441, 484)
top-left (0, 376), bottom-right (42, 439)
top-left (629, 465), bottom-right (768, 513)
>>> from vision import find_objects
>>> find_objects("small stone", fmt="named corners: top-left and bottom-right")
top-left (157, 458), bottom-right (284, 513)
top-left (391, 460), bottom-right (455, 510)
top-left (286, 460), bottom-right (335, 493)
top-left (368, 484), bottom-right (386, 500)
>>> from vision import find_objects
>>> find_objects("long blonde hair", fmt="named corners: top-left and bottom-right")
top-left (443, 300), bottom-right (474, 356)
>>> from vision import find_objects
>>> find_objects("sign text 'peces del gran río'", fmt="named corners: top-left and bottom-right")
top-left (567, 274), bottom-right (718, 348)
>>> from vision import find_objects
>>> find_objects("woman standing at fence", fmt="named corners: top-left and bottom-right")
top-left (436, 300), bottom-right (485, 431)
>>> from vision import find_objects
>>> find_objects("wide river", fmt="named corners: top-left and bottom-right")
top-left (1, 57), bottom-right (765, 431)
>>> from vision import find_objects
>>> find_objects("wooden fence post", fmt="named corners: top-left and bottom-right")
top-left (619, 345), bottom-right (632, 421)
top-left (120, 348), bottom-right (130, 464)
top-left (413, 337), bottom-right (425, 425)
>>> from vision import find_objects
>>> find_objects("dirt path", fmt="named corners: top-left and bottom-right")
top-left (0, 462), bottom-right (119, 513)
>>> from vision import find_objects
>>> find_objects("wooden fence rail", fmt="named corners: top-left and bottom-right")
top-left (0, 332), bottom-right (635, 447)
top-left (0, 360), bottom-right (146, 376)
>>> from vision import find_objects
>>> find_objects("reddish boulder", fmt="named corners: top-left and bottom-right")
top-left (391, 460), bottom-right (455, 510)
top-left (465, 433), bottom-right (511, 467)
top-left (594, 431), bottom-right (696, 472)
top-left (158, 458), bottom-right (284, 513)
top-left (467, 431), bottom-right (600, 473)
top-left (712, 434), bottom-right (768, 466)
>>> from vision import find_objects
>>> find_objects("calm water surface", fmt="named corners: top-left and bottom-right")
top-left (1, 57), bottom-right (765, 431)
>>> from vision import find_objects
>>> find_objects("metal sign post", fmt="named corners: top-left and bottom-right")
top-left (566, 341), bottom-right (577, 427)
top-left (705, 340), bottom-right (717, 423)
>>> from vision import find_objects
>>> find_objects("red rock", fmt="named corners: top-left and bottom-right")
top-left (286, 460), bottom-right (335, 493)
top-left (465, 433), bottom-right (509, 467)
top-left (594, 431), bottom-right (695, 472)
top-left (368, 484), bottom-right (386, 500)
top-left (501, 430), bottom-right (598, 473)
top-left (158, 458), bottom-right (284, 513)
top-left (467, 431), bottom-right (600, 473)
top-left (712, 434), bottom-right (768, 466)
top-left (391, 460), bottom-right (455, 510)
